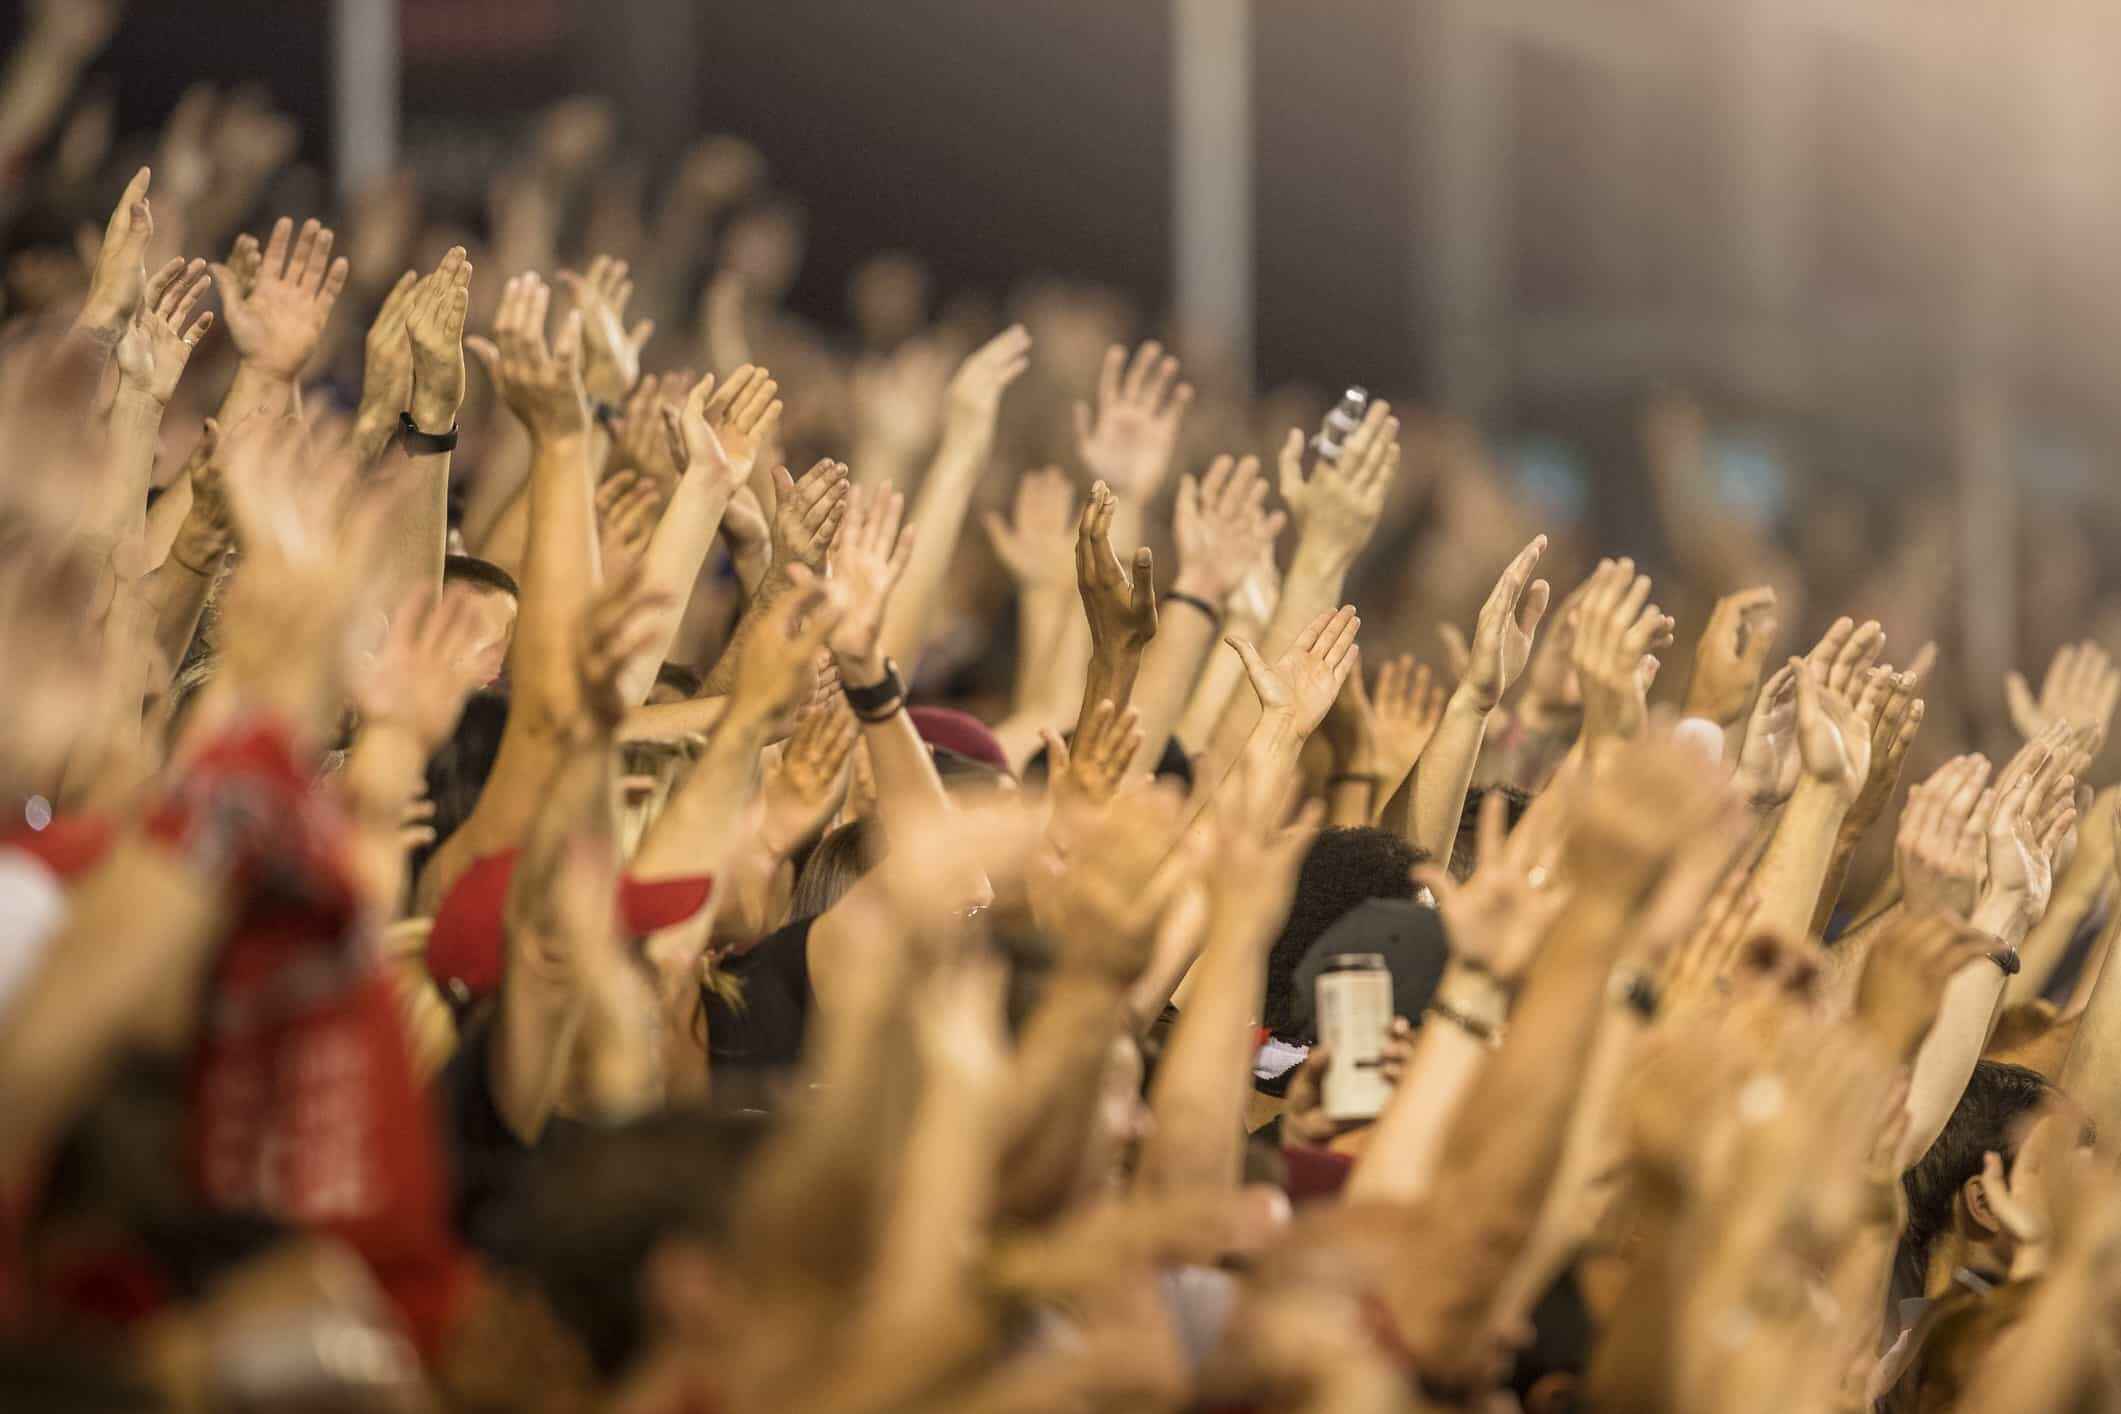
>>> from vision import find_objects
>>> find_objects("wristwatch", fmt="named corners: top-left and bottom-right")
top-left (398, 412), bottom-right (459, 455)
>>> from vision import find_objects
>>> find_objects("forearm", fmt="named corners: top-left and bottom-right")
top-left (1750, 783), bottom-right (1849, 944)
top-left (371, 448), bottom-right (451, 606)
top-left (1407, 688), bottom-right (1492, 859)
top-left (2011, 849), bottom-right (2113, 1006)
top-left (2059, 897), bottom-right (2121, 1138)
top-left (1172, 633), bottom-right (1250, 752)
top-left (1199, 539), bottom-right (1351, 760)
top-left (857, 1069), bottom-right (1003, 1343)
top-left (139, 550), bottom-right (223, 694)
top-left (631, 705), bottom-right (770, 883)
top-left (1074, 641), bottom-right (1144, 731)
top-left (878, 428), bottom-right (989, 671)
top-left (614, 474), bottom-right (734, 706)
top-left (1009, 585), bottom-right (1075, 718)
top-left (1343, 985), bottom-right (1495, 1203)
top-left (619, 694), bottom-right (728, 743)
top-left (1392, 899), bottom-right (1626, 1380)
top-left (1899, 944), bottom-right (2015, 1171)
top-left (0, 36), bottom-right (93, 175)
top-left (90, 387), bottom-right (167, 547)
top-left (338, 720), bottom-right (429, 915)
top-left (863, 705), bottom-right (958, 852)
top-left (512, 429), bottom-right (599, 716)
top-left (1127, 594), bottom-right (1218, 774)
top-left (998, 973), bottom-right (1129, 1219)
top-left (1136, 922), bottom-right (1265, 1194)
top-left (214, 362), bottom-right (295, 428)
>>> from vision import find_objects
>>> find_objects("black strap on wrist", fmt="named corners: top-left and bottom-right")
top-left (1163, 590), bottom-right (1221, 627)
top-left (1989, 946), bottom-right (2023, 977)
top-left (591, 399), bottom-right (623, 434)
top-left (398, 412), bottom-right (459, 455)
top-left (843, 659), bottom-right (906, 722)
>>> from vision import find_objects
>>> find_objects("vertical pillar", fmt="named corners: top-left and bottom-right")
top-left (1172, 0), bottom-right (1254, 386)
top-left (1416, 2), bottom-right (1508, 418)
top-left (331, 0), bottom-right (399, 201)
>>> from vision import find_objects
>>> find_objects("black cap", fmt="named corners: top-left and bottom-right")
top-left (1287, 898), bottom-right (1451, 1043)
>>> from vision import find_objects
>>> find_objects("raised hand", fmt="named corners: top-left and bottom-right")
top-left (826, 482), bottom-right (915, 679)
top-left (558, 254), bottom-right (654, 406)
top-left (1074, 340), bottom-right (1193, 501)
top-left (2006, 641), bottom-right (2121, 754)
top-left (1172, 454), bottom-right (1286, 605)
top-left (661, 364), bottom-right (781, 496)
top-left (1456, 535), bottom-right (1552, 713)
top-left (1033, 776), bottom-right (1195, 980)
top-left (75, 166), bottom-right (154, 345)
top-left (767, 457), bottom-right (852, 575)
top-left (594, 472), bottom-right (663, 581)
top-left (1275, 399), bottom-right (1400, 563)
top-left (1978, 734), bottom-right (2079, 930)
top-left (1791, 656), bottom-right (1878, 806)
top-left (211, 216), bottom-right (351, 379)
top-left (1842, 664), bottom-right (1925, 839)
top-left (729, 567), bottom-right (843, 726)
top-left (465, 273), bottom-right (587, 440)
top-left (353, 270), bottom-right (418, 449)
top-left (1569, 557), bottom-right (1673, 743)
top-left (1227, 605), bottom-right (1360, 737)
top-left (1854, 910), bottom-right (2001, 1062)
top-left (945, 323), bottom-right (1032, 444)
top-left (1805, 616), bottom-right (1887, 700)
top-left (1734, 662), bottom-right (1802, 809)
top-left (576, 563), bottom-right (675, 731)
top-left (615, 371), bottom-right (691, 494)
top-left (113, 255), bottom-right (213, 405)
top-left (1898, 755), bottom-right (1992, 920)
top-left (1076, 481), bottom-right (1157, 654)
top-left (1417, 789), bottom-right (1573, 985)
top-left (1370, 654), bottom-right (1446, 787)
top-left (406, 246), bottom-right (473, 431)
top-left (1517, 575), bottom-right (1592, 730)
top-left (1683, 586), bottom-right (1778, 727)
top-left (353, 584), bottom-right (490, 753)
top-left (983, 465), bottom-right (1078, 591)
top-left (760, 696), bottom-right (861, 858)
top-left (1044, 698), bottom-right (1144, 817)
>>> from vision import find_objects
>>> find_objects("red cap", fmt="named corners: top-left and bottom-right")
top-left (426, 849), bottom-right (712, 1004)
top-left (907, 706), bottom-right (1011, 776)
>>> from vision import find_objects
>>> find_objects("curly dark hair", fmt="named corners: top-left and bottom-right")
top-left (1261, 826), bottom-right (1425, 1037)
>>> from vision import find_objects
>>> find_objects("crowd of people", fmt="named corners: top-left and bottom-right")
top-left (4, 3), bottom-right (2121, 1411)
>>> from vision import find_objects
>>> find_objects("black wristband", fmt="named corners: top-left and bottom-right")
top-left (1163, 590), bottom-right (1221, 627)
top-left (1989, 946), bottom-right (2023, 977)
top-left (398, 412), bottom-right (459, 455)
top-left (843, 659), bottom-right (906, 721)
top-left (591, 399), bottom-right (622, 434)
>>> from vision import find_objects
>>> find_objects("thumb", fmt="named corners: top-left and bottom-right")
top-left (1227, 635), bottom-right (1272, 690)
top-left (1038, 727), bottom-right (1071, 777)
top-left (659, 404), bottom-right (689, 472)
top-left (464, 336), bottom-right (500, 381)
top-left (1278, 428), bottom-right (1306, 497)
top-left (628, 318), bottom-right (655, 350)
top-left (1132, 546), bottom-right (1155, 602)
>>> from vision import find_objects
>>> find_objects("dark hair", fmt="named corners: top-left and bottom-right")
top-left (443, 553), bottom-right (521, 600)
top-left (481, 1110), bottom-right (771, 1377)
top-left (788, 818), bottom-right (874, 921)
top-left (0, 1343), bottom-right (164, 1413)
top-left (1451, 784), bottom-right (1531, 881)
top-left (1896, 1061), bottom-right (2057, 1298)
top-left (416, 688), bottom-right (510, 878)
top-left (1262, 827), bottom-right (1423, 1037)
top-left (653, 661), bottom-right (705, 700)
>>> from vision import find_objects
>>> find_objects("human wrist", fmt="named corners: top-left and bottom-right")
top-left (1434, 959), bottom-right (1511, 1026)
top-left (1170, 569), bottom-right (1227, 604)
top-left (1447, 679), bottom-right (1498, 722)
top-left (408, 387), bottom-right (461, 436)
top-left (1969, 896), bottom-right (2032, 949)
top-left (72, 301), bottom-right (129, 349)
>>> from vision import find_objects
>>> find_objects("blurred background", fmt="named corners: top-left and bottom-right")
top-left (8, 0), bottom-right (2121, 766)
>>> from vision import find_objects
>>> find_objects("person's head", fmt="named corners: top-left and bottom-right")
top-left (483, 1111), bottom-right (771, 1378)
top-left (788, 818), bottom-right (875, 921)
top-left (1262, 828), bottom-right (1423, 1039)
top-left (442, 555), bottom-right (520, 687)
top-left (1897, 1060), bottom-right (2080, 1295)
top-left (417, 688), bottom-right (510, 877)
top-left (1450, 784), bottom-right (1530, 881)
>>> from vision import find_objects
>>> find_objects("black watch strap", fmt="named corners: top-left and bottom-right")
top-left (844, 659), bottom-right (906, 721)
top-left (399, 412), bottom-right (460, 455)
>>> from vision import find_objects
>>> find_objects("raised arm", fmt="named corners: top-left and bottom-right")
top-left (1406, 535), bottom-right (1550, 858)
top-left (376, 246), bottom-right (474, 600)
top-left (1129, 454), bottom-right (1282, 774)
top-left (877, 324), bottom-right (1031, 671)
top-left (1072, 480), bottom-right (1159, 729)
top-left (983, 467), bottom-right (1086, 771)
top-left (210, 216), bottom-right (351, 426)
top-left (417, 276), bottom-right (596, 909)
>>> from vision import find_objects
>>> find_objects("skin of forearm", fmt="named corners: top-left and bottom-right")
top-left (1389, 896), bottom-right (1629, 1383)
top-left (0, 840), bottom-right (223, 1180)
top-left (1126, 597), bottom-right (1218, 775)
top-left (1009, 585), bottom-right (1075, 719)
top-left (338, 719), bottom-right (430, 914)
top-left (1808, 820), bottom-right (1869, 939)
top-left (89, 386), bottom-right (168, 547)
top-left (878, 422), bottom-right (991, 671)
top-left (368, 450), bottom-right (451, 606)
top-left (630, 705), bottom-right (770, 883)
top-left (494, 738), bottom-right (616, 1144)
top-left (1343, 1003), bottom-right (1491, 1203)
top-left (1137, 914), bottom-right (1272, 1194)
top-left (857, 1063), bottom-right (1004, 1345)
top-left (417, 430), bottom-right (597, 908)
top-left (613, 472), bottom-right (736, 706)
top-left (1407, 688), bottom-right (1492, 860)
top-left (2010, 848), bottom-right (2113, 1006)
top-left (997, 972), bottom-right (1129, 1220)
top-left (861, 708), bottom-right (959, 856)
top-left (215, 362), bottom-right (295, 428)
top-left (1172, 634), bottom-right (1249, 751)
top-left (1898, 955), bottom-right (2012, 1171)
top-left (2059, 899), bottom-right (2121, 1140)
top-left (1750, 781), bottom-right (1850, 945)
top-left (1074, 640), bottom-right (1145, 734)
top-left (139, 554), bottom-right (220, 694)
top-left (0, 35), bottom-right (93, 171)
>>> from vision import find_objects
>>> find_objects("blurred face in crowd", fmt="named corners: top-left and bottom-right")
top-left (447, 581), bottom-right (518, 688)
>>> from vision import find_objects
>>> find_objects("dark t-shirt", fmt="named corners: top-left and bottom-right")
top-left (435, 1006), bottom-right (589, 1252)
top-left (701, 916), bottom-right (816, 1072)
